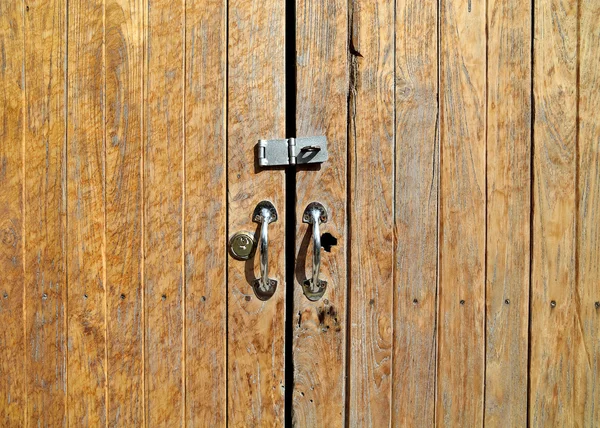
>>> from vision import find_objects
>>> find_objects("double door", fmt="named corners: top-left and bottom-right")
top-left (2, 0), bottom-right (600, 426)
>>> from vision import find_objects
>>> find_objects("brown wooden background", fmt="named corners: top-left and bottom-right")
top-left (1, 0), bottom-right (599, 426)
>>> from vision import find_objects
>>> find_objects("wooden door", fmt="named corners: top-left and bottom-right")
top-left (1, 0), bottom-right (599, 427)
top-left (291, 0), bottom-right (599, 426)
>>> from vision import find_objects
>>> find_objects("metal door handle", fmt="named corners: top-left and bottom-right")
top-left (252, 201), bottom-right (278, 300)
top-left (302, 202), bottom-right (328, 301)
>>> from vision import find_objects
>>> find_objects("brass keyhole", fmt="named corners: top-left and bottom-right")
top-left (229, 231), bottom-right (256, 260)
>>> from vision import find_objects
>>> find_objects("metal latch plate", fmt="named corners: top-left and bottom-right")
top-left (258, 136), bottom-right (328, 167)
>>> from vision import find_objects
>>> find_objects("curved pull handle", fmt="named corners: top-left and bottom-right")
top-left (302, 202), bottom-right (328, 301)
top-left (252, 201), bottom-right (278, 300)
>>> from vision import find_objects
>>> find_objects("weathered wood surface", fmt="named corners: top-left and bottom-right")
top-left (530, 0), bottom-right (580, 425)
top-left (227, 0), bottom-right (286, 425)
top-left (1, 1), bottom-right (600, 426)
top-left (0, 0), bottom-right (24, 425)
top-left (105, 0), bottom-right (144, 424)
top-left (23, 0), bottom-right (68, 425)
top-left (577, 1), bottom-right (600, 425)
top-left (293, 0), bottom-right (348, 425)
top-left (484, 0), bottom-right (531, 426)
top-left (67, 0), bottom-right (106, 424)
top-left (347, 0), bottom-right (394, 426)
top-left (437, 0), bottom-right (486, 426)
top-left (185, 0), bottom-right (227, 426)
top-left (392, 0), bottom-right (439, 425)
top-left (144, 0), bottom-right (185, 425)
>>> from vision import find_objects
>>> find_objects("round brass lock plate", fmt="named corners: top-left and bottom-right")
top-left (229, 231), bottom-right (256, 260)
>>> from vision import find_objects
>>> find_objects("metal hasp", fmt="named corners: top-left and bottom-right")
top-left (257, 136), bottom-right (328, 167)
top-left (302, 202), bottom-right (329, 301)
top-left (252, 201), bottom-right (278, 300)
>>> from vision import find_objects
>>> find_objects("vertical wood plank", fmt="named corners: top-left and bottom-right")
top-left (484, 0), bottom-right (531, 425)
top-left (23, 0), bottom-right (68, 424)
top-left (185, 0), bottom-right (227, 425)
top-left (347, 0), bottom-right (394, 426)
top-left (293, 0), bottom-right (347, 425)
top-left (437, 0), bottom-right (486, 426)
top-left (105, 0), bottom-right (144, 424)
top-left (0, 0), bottom-right (24, 424)
top-left (530, 0), bottom-right (579, 425)
top-left (66, 0), bottom-right (107, 423)
top-left (227, 0), bottom-right (286, 424)
top-left (144, 0), bottom-right (185, 424)
top-left (576, 0), bottom-right (599, 424)
top-left (392, 0), bottom-right (439, 425)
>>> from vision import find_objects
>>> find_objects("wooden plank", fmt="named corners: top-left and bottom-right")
top-left (484, 0), bottom-right (531, 425)
top-left (184, 0), bottom-right (227, 424)
top-left (144, 0), bottom-right (185, 424)
top-left (346, 0), bottom-right (394, 426)
top-left (227, 0), bottom-right (286, 424)
top-left (293, 0), bottom-right (347, 425)
top-left (23, 0), bottom-right (68, 424)
top-left (0, 0), bottom-right (24, 424)
top-left (529, 0), bottom-right (580, 425)
top-left (392, 0), bottom-right (438, 425)
top-left (576, 0), bottom-right (600, 425)
top-left (437, 0), bottom-right (486, 426)
top-left (105, 0), bottom-right (144, 424)
top-left (66, 0), bottom-right (107, 424)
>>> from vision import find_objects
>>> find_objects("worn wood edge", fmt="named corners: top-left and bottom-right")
top-left (529, 0), bottom-right (579, 425)
top-left (293, 0), bottom-right (348, 425)
top-left (66, 0), bottom-right (107, 423)
top-left (347, 0), bottom-right (395, 425)
top-left (184, 0), bottom-right (227, 424)
top-left (392, 0), bottom-right (439, 425)
top-left (576, 0), bottom-right (600, 424)
top-left (23, 0), bottom-right (68, 424)
top-left (483, 0), bottom-right (532, 425)
top-left (105, 0), bottom-right (145, 424)
top-left (0, 0), bottom-right (25, 424)
top-left (436, 0), bottom-right (487, 425)
top-left (143, 0), bottom-right (185, 424)
top-left (226, 0), bottom-right (286, 424)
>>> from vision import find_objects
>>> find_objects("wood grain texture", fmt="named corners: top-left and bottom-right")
top-left (437, 0), bottom-right (486, 426)
top-left (67, 0), bottom-right (107, 424)
top-left (0, 0), bottom-right (24, 424)
top-left (392, 0), bottom-right (439, 425)
top-left (484, 0), bottom-right (531, 425)
top-left (23, 0), bottom-right (68, 424)
top-left (144, 0), bottom-right (185, 425)
top-left (530, 0), bottom-right (580, 425)
top-left (185, 0), bottom-right (226, 425)
top-left (293, 0), bottom-right (348, 425)
top-left (347, 0), bottom-right (394, 426)
top-left (227, 0), bottom-right (286, 424)
top-left (1, 1), bottom-right (599, 425)
top-left (576, 0), bottom-right (600, 425)
top-left (105, 0), bottom-right (144, 424)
